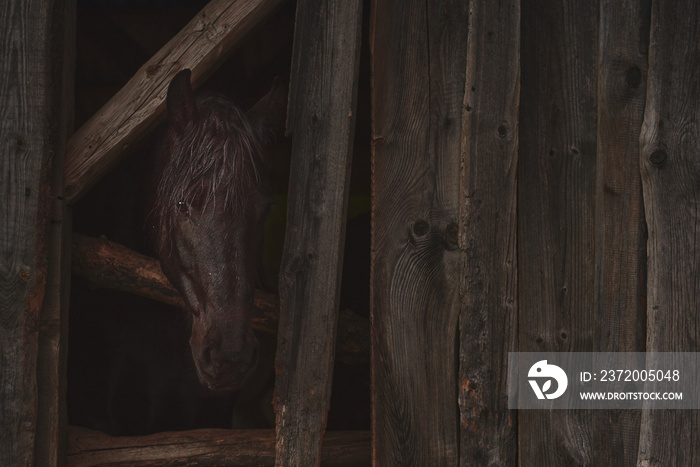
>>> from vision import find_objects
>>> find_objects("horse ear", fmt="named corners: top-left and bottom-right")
top-left (167, 69), bottom-right (198, 133)
top-left (246, 77), bottom-right (289, 143)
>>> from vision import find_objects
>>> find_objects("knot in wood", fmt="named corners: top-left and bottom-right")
top-left (649, 149), bottom-right (667, 166)
top-left (412, 219), bottom-right (430, 237)
top-left (625, 66), bottom-right (642, 88)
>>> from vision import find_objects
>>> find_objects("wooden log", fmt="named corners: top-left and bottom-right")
top-left (72, 234), bottom-right (188, 310)
top-left (458, 0), bottom-right (519, 464)
top-left (273, 0), bottom-right (363, 465)
top-left (66, 426), bottom-right (370, 466)
top-left (637, 1), bottom-right (700, 465)
top-left (34, 0), bottom-right (76, 465)
top-left (371, 0), bottom-right (466, 464)
top-left (0, 0), bottom-right (66, 464)
top-left (63, 0), bottom-right (285, 204)
top-left (71, 234), bottom-right (370, 365)
top-left (518, 0), bottom-right (599, 464)
top-left (592, 1), bottom-right (650, 464)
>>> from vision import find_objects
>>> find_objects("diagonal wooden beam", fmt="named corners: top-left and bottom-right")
top-left (64, 0), bottom-right (284, 204)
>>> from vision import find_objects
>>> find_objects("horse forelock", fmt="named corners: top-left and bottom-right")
top-left (155, 94), bottom-right (268, 252)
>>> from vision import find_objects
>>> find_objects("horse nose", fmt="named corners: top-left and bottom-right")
top-left (198, 332), bottom-right (259, 390)
top-left (204, 336), bottom-right (259, 370)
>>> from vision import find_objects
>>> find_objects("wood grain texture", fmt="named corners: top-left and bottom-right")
top-left (63, 0), bottom-right (284, 204)
top-left (34, 0), bottom-right (75, 465)
top-left (458, 1), bottom-right (519, 465)
top-left (0, 0), bottom-right (61, 464)
top-left (66, 426), bottom-right (370, 466)
top-left (370, 0), bottom-right (466, 464)
top-left (593, 1), bottom-right (650, 465)
top-left (71, 234), bottom-right (370, 365)
top-left (637, 1), bottom-right (700, 465)
top-left (273, 0), bottom-right (363, 464)
top-left (518, 1), bottom-right (599, 465)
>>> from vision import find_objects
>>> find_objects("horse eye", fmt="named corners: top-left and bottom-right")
top-left (177, 201), bottom-right (189, 214)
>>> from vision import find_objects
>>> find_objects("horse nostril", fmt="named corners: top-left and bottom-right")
top-left (201, 343), bottom-right (219, 371)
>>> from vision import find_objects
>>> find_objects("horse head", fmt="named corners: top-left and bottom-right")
top-left (156, 69), bottom-right (282, 391)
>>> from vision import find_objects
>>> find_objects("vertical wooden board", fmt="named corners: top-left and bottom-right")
top-left (35, 0), bottom-right (75, 464)
top-left (518, 0), bottom-right (599, 465)
top-left (596, 0), bottom-right (649, 354)
top-left (458, 0), bottom-right (519, 465)
top-left (593, 1), bottom-right (650, 465)
top-left (370, 0), bottom-right (466, 464)
top-left (637, 1), bottom-right (700, 465)
top-left (0, 0), bottom-right (57, 464)
top-left (273, 0), bottom-right (363, 465)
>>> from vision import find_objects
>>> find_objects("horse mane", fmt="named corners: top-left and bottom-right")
top-left (154, 93), bottom-right (267, 250)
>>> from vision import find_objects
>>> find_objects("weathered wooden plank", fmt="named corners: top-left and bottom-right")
top-left (71, 233), bottom-right (187, 309)
top-left (370, 0), bottom-right (466, 464)
top-left (0, 0), bottom-right (60, 464)
top-left (34, 0), bottom-right (76, 464)
top-left (596, 0), bottom-right (649, 358)
top-left (637, 1), bottom-right (700, 465)
top-left (273, 0), bottom-right (363, 464)
top-left (458, 0), bottom-right (519, 465)
top-left (592, 1), bottom-right (650, 465)
top-left (70, 234), bottom-right (370, 365)
top-left (64, 0), bottom-right (284, 204)
top-left (66, 427), bottom-right (370, 466)
top-left (518, 0), bottom-right (599, 465)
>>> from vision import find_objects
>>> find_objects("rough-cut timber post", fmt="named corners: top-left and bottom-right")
top-left (637, 1), bottom-right (700, 465)
top-left (67, 427), bottom-right (370, 466)
top-left (273, 0), bottom-right (363, 465)
top-left (0, 0), bottom-right (66, 464)
top-left (371, 0), bottom-right (467, 464)
top-left (64, 0), bottom-right (284, 204)
top-left (518, 0), bottom-right (599, 464)
top-left (458, 0), bottom-right (519, 464)
top-left (35, 0), bottom-right (76, 465)
top-left (593, 1), bottom-right (650, 464)
top-left (71, 234), bottom-right (370, 365)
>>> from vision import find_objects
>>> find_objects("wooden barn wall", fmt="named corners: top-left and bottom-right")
top-left (517, 0), bottom-right (647, 464)
top-left (458, 1), bottom-right (519, 465)
top-left (371, 0), bottom-right (697, 466)
top-left (0, 0), bottom-right (74, 465)
top-left (638, 0), bottom-right (700, 464)
top-left (371, 0), bottom-right (467, 464)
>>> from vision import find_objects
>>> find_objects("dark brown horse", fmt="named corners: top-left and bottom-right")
top-left (154, 69), bottom-right (280, 392)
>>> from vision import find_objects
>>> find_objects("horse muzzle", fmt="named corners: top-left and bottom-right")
top-left (191, 326), bottom-right (260, 392)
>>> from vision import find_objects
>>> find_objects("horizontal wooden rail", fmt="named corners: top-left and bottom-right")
top-left (67, 426), bottom-right (370, 466)
top-left (64, 0), bottom-right (285, 204)
top-left (71, 234), bottom-right (369, 365)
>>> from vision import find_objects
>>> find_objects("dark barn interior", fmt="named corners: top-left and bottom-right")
top-left (67, 0), bottom-right (372, 437)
